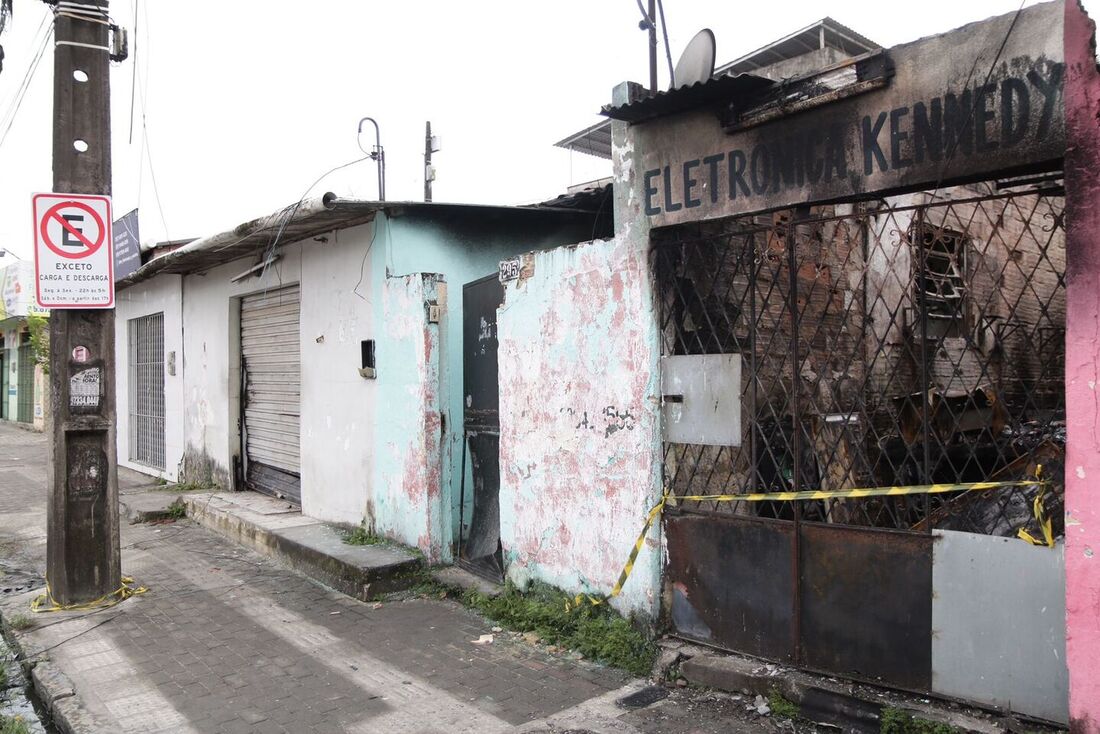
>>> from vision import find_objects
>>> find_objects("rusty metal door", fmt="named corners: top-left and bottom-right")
top-left (656, 184), bottom-right (1066, 692)
top-left (459, 274), bottom-right (504, 581)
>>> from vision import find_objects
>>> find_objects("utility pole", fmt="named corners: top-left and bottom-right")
top-left (46, 0), bottom-right (121, 605)
top-left (423, 121), bottom-right (433, 203)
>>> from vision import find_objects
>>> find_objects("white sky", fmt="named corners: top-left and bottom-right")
top-left (0, 0), bottom-right (1093, 260)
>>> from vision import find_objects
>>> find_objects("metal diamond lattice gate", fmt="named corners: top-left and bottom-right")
top-left (655, 182), bottom-right (1066, 690)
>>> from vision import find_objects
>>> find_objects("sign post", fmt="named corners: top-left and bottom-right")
top-left (41, 0), bottom-right (122, 607)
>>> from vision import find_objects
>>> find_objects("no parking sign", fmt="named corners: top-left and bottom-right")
top-left (32, 192), bottom-right (114, 309)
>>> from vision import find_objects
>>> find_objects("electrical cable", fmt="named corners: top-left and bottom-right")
top-left (255, 154), bottom-right (371, 281)
top-left (925, 0), bottom-right (1026, 201)
top-left (127, 0), bottom-right (137, 144)
top-left (655, 0), bottom-right (674, 89)
top-left (133, 50), bottom-right (171, 245)
top-left (352, 218), bottom-right (379, 301)
top-left (0, 10), bottom-right (52, 153)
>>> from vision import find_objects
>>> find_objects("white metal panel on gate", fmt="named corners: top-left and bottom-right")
top-left (241, 285), bottom-right (301, 496)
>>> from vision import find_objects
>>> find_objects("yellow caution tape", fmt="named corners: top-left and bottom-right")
top-left (1018, 464), bottom-right (1055, 548)
top-left (673, 479), bottom-right (1046, 504)
top-left (31, 576), bottom-right (148, 614)
top-left (567, 490), bottom-right (670, 612)
top-left (569, 475), bottom-right (1052, 612)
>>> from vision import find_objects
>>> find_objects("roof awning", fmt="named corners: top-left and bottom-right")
top-left (600, 73), bottom-right (775, 125)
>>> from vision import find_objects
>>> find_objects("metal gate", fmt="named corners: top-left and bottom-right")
top-left (241, 284), bottom-right (301, 503)
top-left (459, 274), bottom-right (505, 581)
top-left (16, 341), bottom-right (34, 424)
top-left (128, 312), bottom-right (166, 469)
top-left (655, 182), bottom-right (1066, 690)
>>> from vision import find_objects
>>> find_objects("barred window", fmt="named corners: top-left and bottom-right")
top-left (913, 223), bottom-right (968, 332)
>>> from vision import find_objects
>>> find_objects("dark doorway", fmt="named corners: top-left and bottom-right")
top-left (459, 274), bottom-right (504, 582)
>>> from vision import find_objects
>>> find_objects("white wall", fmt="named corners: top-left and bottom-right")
top-left (133, 223), bottom-right (380, 525)
top-left (298, 226), bottom-right (379, 524)
top-left (114, 275), bottom-right (185, 480)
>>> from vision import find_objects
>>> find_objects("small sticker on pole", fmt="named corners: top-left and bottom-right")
top-left (32, 193), bottom-right (115, 309)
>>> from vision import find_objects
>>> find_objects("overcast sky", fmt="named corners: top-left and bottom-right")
top-left (0, 0), bottom-right (1092, 260)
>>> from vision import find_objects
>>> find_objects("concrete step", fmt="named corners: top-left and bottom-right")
top-left (119, 491), bottom-right (181, 524)
top-left (180, 492), bottom-right (424, 601)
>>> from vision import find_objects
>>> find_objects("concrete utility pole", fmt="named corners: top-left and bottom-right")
top-left (424, 121), bottom-right (433, 203)
top-left (46, 0), bottom-right (121, 604)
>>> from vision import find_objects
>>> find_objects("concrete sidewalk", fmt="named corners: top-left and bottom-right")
top-left (0, 422), bottom-right (788, 733)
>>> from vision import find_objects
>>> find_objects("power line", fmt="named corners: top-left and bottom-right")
top-left (132, 31), bottom-right (171, 245)
top-left (0, 10), bottom-right (52, 153)
top-left (127, 0), bottom-right (138, 144)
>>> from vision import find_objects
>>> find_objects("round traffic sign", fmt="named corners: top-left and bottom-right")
top-left (39, 201), bottom-right (106, 259)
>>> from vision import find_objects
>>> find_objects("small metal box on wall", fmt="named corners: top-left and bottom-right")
top-left (661, 354), bottom-right (742, 446)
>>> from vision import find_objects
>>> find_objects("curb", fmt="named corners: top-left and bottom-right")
top-left (679, 649), bottom-right (1010, 734)
top-left (0, 610), bottom-right (104, 734)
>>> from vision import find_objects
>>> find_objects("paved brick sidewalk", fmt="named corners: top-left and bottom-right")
top-left (1, 422), bottom-right (796, 733)
top-left (0, 422), bottom-right (639, 733)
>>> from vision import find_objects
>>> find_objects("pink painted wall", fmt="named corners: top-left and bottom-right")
top-left (1064, 2), bottom-right (1100, 731)
top-left (497, 236), bottom-right (664, 620)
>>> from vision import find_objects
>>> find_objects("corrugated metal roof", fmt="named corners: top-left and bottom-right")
top-left (118, 194), bottom-right (596, 290)
top-left (716, 17), bottom-right (879, 76)
top-left (600, 72), bottom-right (774, 124)
top-left (554, 120), bottom-right (614, 161)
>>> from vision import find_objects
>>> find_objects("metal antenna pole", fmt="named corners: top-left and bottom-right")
top-left (47, 0), bottom-right (122, 604)
top-left (424, 121), bottom-right (432, 203)
top-left (648, 0), bottom-right (657, 92)
top-left (357, 117), bottom-right (385, 202)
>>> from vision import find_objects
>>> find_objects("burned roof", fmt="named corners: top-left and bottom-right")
top-left (118, 194), bottom-right (595, 289)
top-left (600, 72), bottom-right (774, 124)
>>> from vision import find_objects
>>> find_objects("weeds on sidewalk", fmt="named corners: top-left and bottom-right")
top-left (768, 689), bottom-right (800, 719)
top-left (463, 583), bottom-right (656, 676)
top-left (343, 524), bottom-right (384, 546)
top-left (880, 707), bottom-right (959, 734)
top-left (4, 615), bottom-right (32, 632)
top-left (0, 715), bottom-right (32, 734)
top-left (166, 500), bottom-right (187, 520)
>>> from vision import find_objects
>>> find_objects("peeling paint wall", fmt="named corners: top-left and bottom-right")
top-left (113, 275), bottom-right (185, 481)
top-left (114, 209), bottom-right (596, 565)
top-left (497, 234), bottom-right (663, 620)
top-left (1063, 1), bottom-right (1100, 730)
top-left (382, 211), bottom-right (602, 563)
top-left (371, 273), bottom-right (444, 560)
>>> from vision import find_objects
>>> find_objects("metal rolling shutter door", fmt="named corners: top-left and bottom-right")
top-left (241, 284), bottom-right (301, 503)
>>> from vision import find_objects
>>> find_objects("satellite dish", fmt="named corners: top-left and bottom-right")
top-left (673, 29), bottom-right (716, 89)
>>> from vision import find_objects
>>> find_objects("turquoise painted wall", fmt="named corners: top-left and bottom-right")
top-left (372, 208), bottom-right (599, 562)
